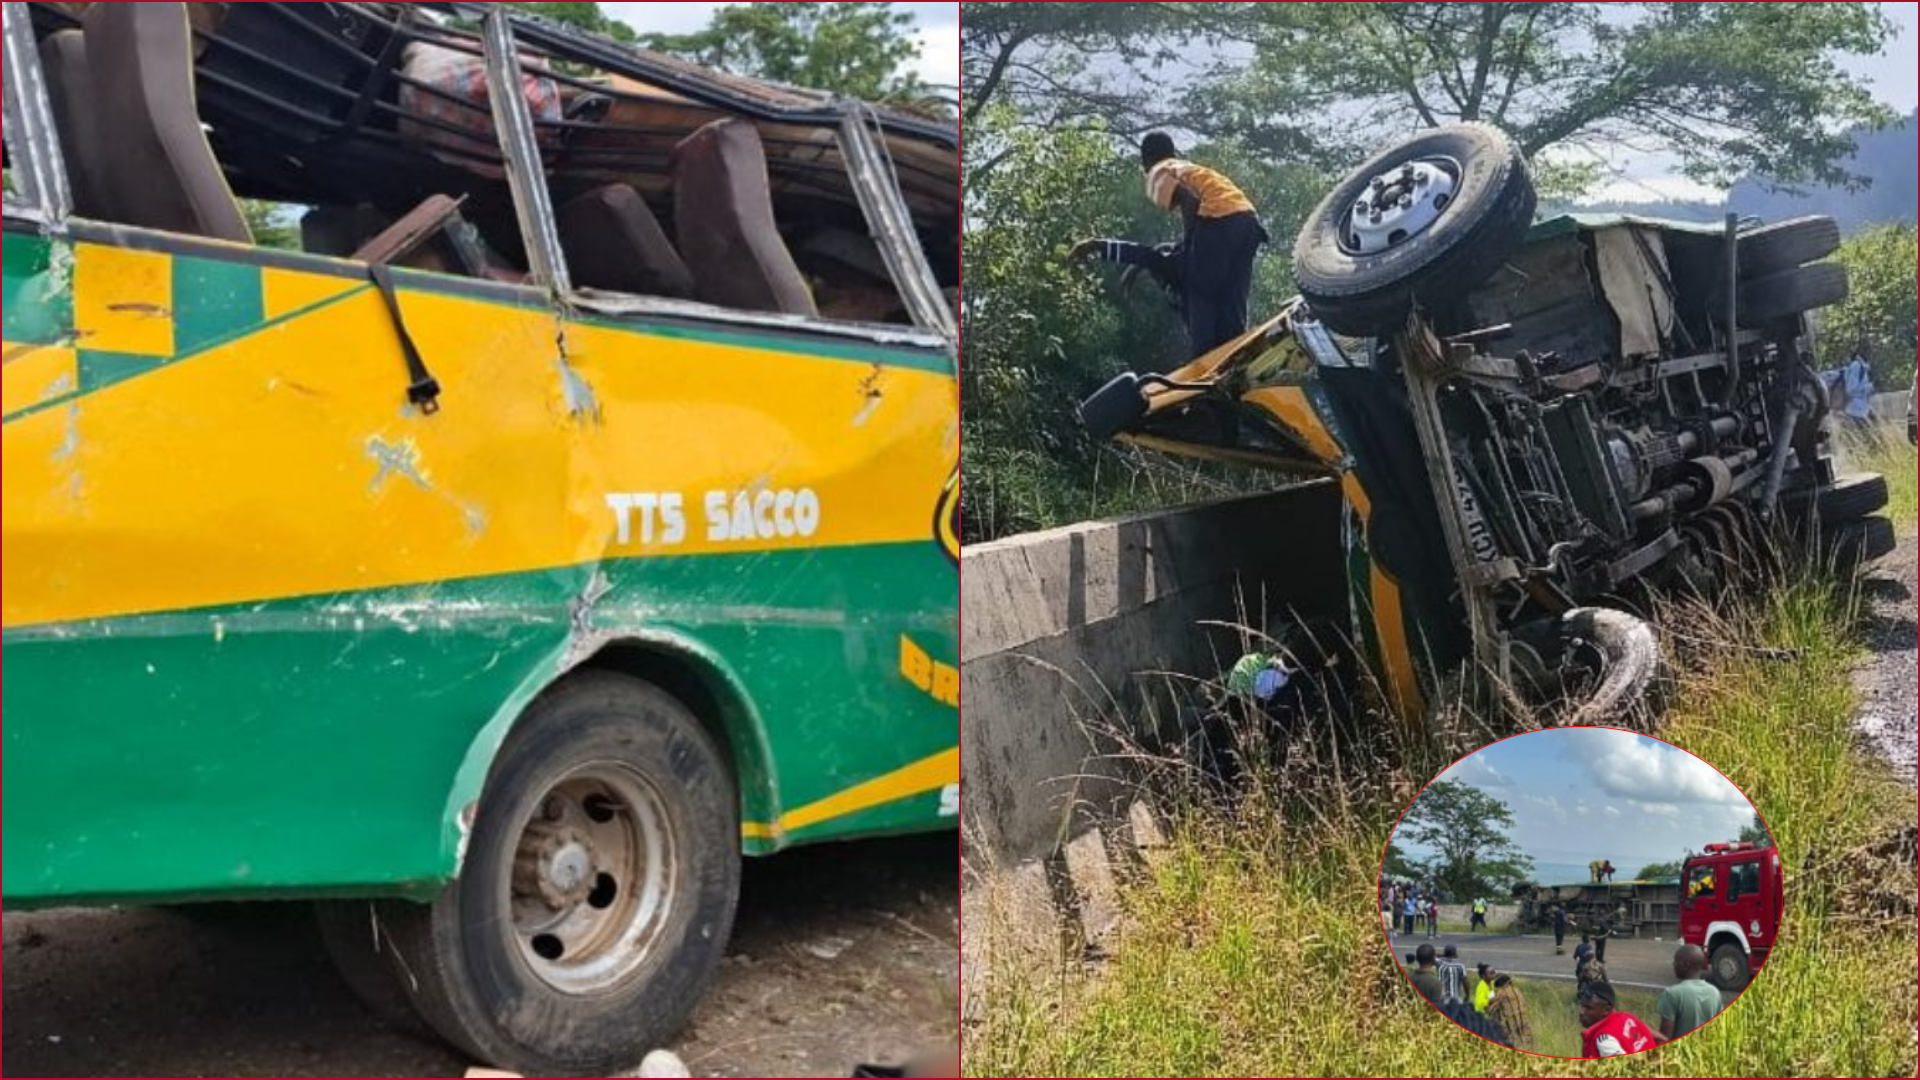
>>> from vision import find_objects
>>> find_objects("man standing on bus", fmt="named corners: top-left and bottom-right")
top-left (1073, 133), bottom-right (1267, 360)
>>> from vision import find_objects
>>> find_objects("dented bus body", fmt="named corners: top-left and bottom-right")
top-left (2, 3), bottom-right (956, 1072)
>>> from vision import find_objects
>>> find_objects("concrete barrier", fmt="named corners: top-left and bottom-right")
top-left (962, 483), bottom-right (1347, 864)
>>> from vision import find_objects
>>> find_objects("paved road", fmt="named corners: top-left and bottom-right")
top-left (2, 834), bottom-right (957, 1078)
top-left (1386, 928), bottom-right (1731, 999)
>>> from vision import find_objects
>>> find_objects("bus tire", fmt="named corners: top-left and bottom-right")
top-left (1293, 122), bottom-right (1537, 337)
top-left (1707, 942), bottom-right (1751, 991)
top-left (315, 900), bottom-right (432, 1036)
top-left (377, 672), bottom-right (741, 1077)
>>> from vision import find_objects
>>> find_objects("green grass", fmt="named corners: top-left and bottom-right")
top-left (966, 566), bottom-right (1918, 1076)
top-left (1847, 429), bottom-right (1917, 537)
top-left (1511, 979), bottom-right (1662, 1059)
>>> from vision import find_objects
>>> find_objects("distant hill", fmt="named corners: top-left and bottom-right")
top-left (1559, 111), bottom-right (1918, 234)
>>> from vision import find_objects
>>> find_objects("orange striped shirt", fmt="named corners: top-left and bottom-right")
top-left (1146, 159), bottom-right (1256, 219)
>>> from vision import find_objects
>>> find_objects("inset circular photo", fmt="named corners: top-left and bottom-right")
top-left (1379, 727), bottom-right (1778, 1058)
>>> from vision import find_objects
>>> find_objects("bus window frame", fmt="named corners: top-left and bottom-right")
top-left (2, 0), bottom-right (72, 225)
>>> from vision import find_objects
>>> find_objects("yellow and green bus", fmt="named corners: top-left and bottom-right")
top-left (2, 2), bottom-right (957, 1073)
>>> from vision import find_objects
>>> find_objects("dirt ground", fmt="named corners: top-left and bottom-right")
top-left (1855, 535), bottom-right (1918, 783)
top-left (1, 834), bottom-right (957, 1079)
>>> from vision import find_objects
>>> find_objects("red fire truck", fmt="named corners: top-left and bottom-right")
top-left (1680, 841), bottom-right (1783, 990)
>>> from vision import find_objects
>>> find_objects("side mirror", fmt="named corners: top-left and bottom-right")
top-left (1079, 372), bottom-right (1150, 441)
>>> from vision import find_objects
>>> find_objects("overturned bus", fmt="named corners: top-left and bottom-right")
top-left (2, 2), bottom-right (956, 1074)
top-left (1081, 124), bottom-right (1891, 718)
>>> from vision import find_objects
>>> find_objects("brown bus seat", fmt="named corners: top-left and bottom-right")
top-left (83, 1), bottom-right (251, 243)
top-left (671, 119), bottom-right (817, 318)
top-left (38, 31), bottom-right (114, 218)
top-left (558, 184), bottom-right (695, 299)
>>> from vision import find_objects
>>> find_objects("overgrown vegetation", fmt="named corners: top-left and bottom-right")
top-left (1818, 223), bottom-right (1920, 386)
top-left (1395, 781), bottom-right (1533, 899)
top-left (961, 2), bottom-right (1902, 546)
top-left (967, 553), bottom-right (1918, 1075)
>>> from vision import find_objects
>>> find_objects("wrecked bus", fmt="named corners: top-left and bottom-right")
top-left (2, 2), bottom-right (956, 1073)
top-left (1081, 124), bottom-right (1890, 718)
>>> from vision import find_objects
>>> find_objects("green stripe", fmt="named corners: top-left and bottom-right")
top-left (77, 349), bottom-right (171, 394)
top-left (3, 542), bottom-right (957, 906)
top-left (2, 231), bottom-right (71, 346)
top-left (172, 253), bottom-right (265, 354)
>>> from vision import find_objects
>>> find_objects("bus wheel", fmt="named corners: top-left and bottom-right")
top-left (1708, 942), bottom-right (1751, 991)
top-left (380, 673), bottom-right (741, 1077)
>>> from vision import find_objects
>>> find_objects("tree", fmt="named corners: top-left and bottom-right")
top-left (1738, 812), bottom-right (1774, 848)
top-left (642, 3), bottom-right (927, 104)
top-left (960, 3), bottom-right (1232, 130)
top-left (1636, 860), bottom-right (1682, 880)
top-left (241, 200), bottom-right (301, 253)
top-left (506, 2), bottom-right (637, 43)
top-left (1197, 3), bottom-right (1896, 191)
top-left (1818, 224), bottom-right (1918, 386)
top-left (960, 107), bottom-right (1321, 541)
top-left (1395, 780), bottom-right (1533, 899)
top-left (1384, 842), bottom-right (1421, 882)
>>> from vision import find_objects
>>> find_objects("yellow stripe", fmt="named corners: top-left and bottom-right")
top-left (74, 244), bottom-right (174, 357)
top-left (263, 265), bottom-right (362, 320)
top-left (2, 342), bottom-right (78, 416)
top-left (1243, 386), bottom-right (1345, 466)
top-left (1342, 473), bottom-right (1424, 718)
top-left (5, 272), bottom-right (954, 628)
top-left (741, 748), bottom-right (957, 841)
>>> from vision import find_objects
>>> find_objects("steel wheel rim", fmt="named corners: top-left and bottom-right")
top-left (507, 762), bottom-right (676, 994)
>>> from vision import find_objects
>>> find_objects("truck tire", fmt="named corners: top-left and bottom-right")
top-left (1738, 262), bottom-right (1848, 326)
top-left (1293, 123), bottom-right (1537, 337)
top-left (1832, 515), bottom-right (1897, 568)
top-left (1708, 942), bottom-right (1751, 991)
top-left (315, 901), bottom-right (432, 1036)
top-left (369, 673), bottom-right (742, 1077)
top-left (1815, 473), bottom-right (1890, 524)
top-left (1738, 216), bottom-right (1841, 277)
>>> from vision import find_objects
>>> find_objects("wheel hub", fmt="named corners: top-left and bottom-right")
top-left (1345, 159), bottom-right (1457, 254)
top-left (505, 766), bottom-right (677, 995)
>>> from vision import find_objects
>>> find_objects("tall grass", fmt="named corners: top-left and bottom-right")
top-left (965, 561), bottom-right (1918, 1076)
top-left (1845, 429), bottom-right (1917, 538)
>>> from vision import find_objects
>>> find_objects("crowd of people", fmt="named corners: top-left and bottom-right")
top-left (1380, 881), bottom-right (1494, 939)
top-left (1398, 929), bottom-right (1728, 1056)
top-left (1404, 943), bottom-right (1532, 1050)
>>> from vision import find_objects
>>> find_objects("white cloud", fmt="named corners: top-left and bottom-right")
top-left (1603, 805), bottom-right (1622, 819)
top-left (1562, 729), bottom-right (1748, 807)
top-left (1522, 794), bottom-right (1568, 824)
top-left (1444, 751), bottom-right (1509, 788)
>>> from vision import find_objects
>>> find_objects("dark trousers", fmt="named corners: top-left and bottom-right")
top-left (1554, 925), bottom-right (1565, 948)
top-left (1183, 211), bottom-right (1266, 358)
top-left (1596, 936), bottom-right (1608, 963)
top-left (1404, 913), bottom-right (1415, 935)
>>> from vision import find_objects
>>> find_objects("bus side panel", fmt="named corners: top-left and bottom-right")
top-left (1, 228), bottom-right (957, 906)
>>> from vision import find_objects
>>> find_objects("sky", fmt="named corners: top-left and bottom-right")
top-left (603, 2), bottom-right (959, 90)
top-left (1581, 1), bottom-right (1917, 204)
top-left (1396, 729), bottom-right (1761, 883)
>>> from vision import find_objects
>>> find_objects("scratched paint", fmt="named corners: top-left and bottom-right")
top-left (2, 227), bottom-right (958, 908)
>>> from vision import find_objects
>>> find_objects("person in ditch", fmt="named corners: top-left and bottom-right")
top-left (1071, 132), bottom-right (1268, 359)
